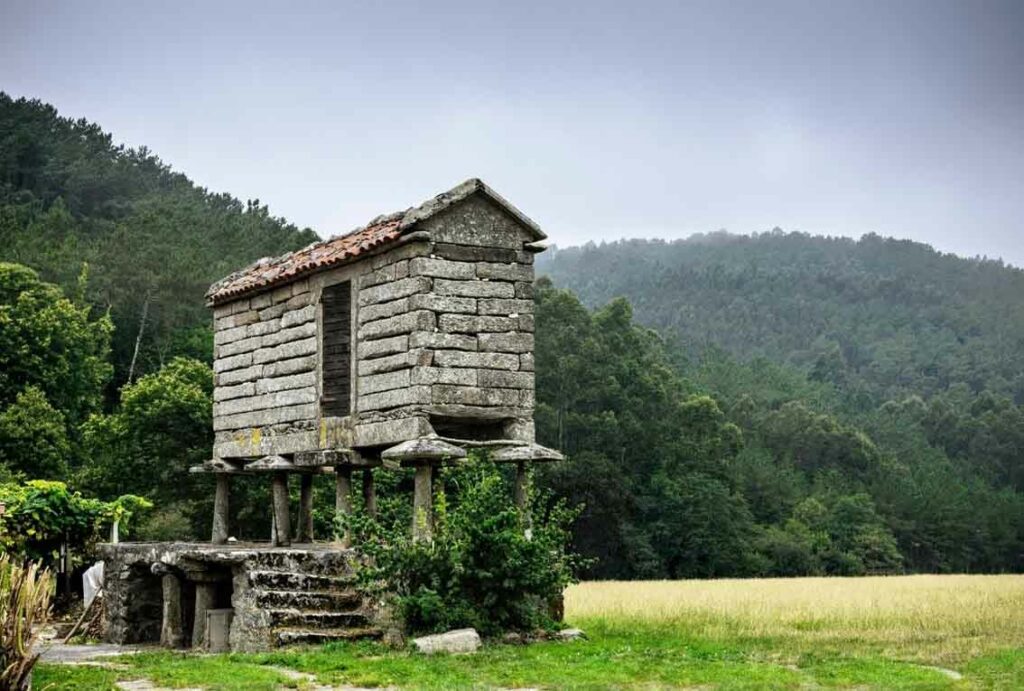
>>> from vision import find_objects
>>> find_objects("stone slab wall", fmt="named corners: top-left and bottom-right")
top-left (210, 190), bottom-right (538, 458)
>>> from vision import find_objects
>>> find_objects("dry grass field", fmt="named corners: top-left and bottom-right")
top-left (566, 574), bottom-right (1024, 663)
top-left (36, 574), bottom-right (1024, 689)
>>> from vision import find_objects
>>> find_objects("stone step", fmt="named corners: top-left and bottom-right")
top-left (273, 626), bottom-right (384, 647)
top-left (269, 609), bottom-right (371, 629)
top-left (248, 570), bottom-right (355, 591)
top-left (254, 588), bottom-right (363, 610)
top-left (252, 550), bottom-right (358, 575)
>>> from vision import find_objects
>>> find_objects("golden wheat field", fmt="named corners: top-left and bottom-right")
top-left (565, 574), bottom-right (1024, 663)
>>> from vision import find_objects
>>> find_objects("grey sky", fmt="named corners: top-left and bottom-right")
top-left (3, 0), bottom-right (1023, 265)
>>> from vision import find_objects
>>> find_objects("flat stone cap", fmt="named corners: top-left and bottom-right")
top-left (244, 455), bottom-right (295, 472)
top-left (492, 443), bottom-right (564, 463)
top-left (189, 459), bottom-right (245, 474)
top-left (381, 437), bottom-right (467, 466)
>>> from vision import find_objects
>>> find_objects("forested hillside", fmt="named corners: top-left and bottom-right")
top-left (2, 95), bottom-right (1022, 580)
top-left (538, 236), bottom-right (1024, 576)
top-left (0, 93), bottom-right (318, 388)
top-left (539, 234), bottom-right (1024, 405)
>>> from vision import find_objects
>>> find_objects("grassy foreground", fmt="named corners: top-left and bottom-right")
top-left (36, 574), bottom-right (1024, 689)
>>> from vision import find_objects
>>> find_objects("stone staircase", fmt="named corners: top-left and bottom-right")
top-left (238, 550), bottom-right (384, 648)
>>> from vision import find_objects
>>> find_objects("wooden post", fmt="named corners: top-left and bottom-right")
top-left (335, 466), bottom-right (353, 547)
top-left (160, 574), bottom-right (183, 648)
top-left (412, 464), bottom-right (433, 542)
top-left (192, 582), bottom-right (216, 649)
top-left (298, 474), bottom-right (314, 543)
top-left (211, 474), bottom-right (230, 545)
top-left (271, 472), bottom-right (291, 547)
top-left (362, 468), bottom-right (377, 518)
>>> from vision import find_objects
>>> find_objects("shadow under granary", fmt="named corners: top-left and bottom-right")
top-left (101, 179), bottom-right (562, 652)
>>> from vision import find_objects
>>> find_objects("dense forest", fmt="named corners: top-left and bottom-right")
top-left (2, 94), bottom-right (1023, 579)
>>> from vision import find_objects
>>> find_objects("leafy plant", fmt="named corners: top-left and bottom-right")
top-left (0, 480), bottom-right (151, 567)
top-left (344, 454), bottom-right (584, 637)
top-left (0, 555), bottom-right (53, 690)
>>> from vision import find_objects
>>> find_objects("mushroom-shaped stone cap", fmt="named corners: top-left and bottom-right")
top-left (381, 437), bottom-right (468, 465)
top-left (492, 443), bottom-right (564, 463)
top-left (189, 459), bottom-right (244, 474)
top-left (244, 455), bottom-right (295, 472)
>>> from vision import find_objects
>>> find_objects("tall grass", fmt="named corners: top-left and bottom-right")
top-left (565, 575), bottom-right (1024, 663)
top-left (1, 555), bottom-right (53, 690)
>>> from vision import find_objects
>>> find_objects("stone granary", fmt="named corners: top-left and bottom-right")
top-left (101, 179), bottom-right (562, 651)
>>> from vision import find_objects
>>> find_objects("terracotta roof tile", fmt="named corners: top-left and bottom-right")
top-left (206, 178), bottom-right (545, 305)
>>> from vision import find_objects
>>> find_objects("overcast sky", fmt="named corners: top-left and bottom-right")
top-left (3, 1), bottom-right (1022, 265)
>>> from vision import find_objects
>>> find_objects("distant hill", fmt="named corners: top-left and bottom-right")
top-left (0, 93), bottom-right (318, 386)
top-left (538, 232), bottom-right (1024, 408)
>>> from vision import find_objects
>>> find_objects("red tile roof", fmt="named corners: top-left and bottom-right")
top-left (206, 215), bottom-right (403, 305)
top-left (206, 178), bottom-right (545, 306)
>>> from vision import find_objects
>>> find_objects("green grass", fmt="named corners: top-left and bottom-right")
top-left (34, 575), bottom-right (1024, 689)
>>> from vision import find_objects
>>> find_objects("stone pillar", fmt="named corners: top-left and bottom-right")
top-left (412, 464), bottom-right (433, 542)
top-left (298, 474), bottom-right (314, 543)
top-left (211, 474), bottom-right (230, 545)
top-left (513, 461), bottom-right (528, 510)
top-left (160, 574), bottom-right (183, 648)
top-left (192, 582), bottom-right (216, 649)
top-left (362, 468), bottom-right (377, 518)
top-left (335, 466), bottom-right (353, 547)
top-left (271, 472), bottom-right (291, 548)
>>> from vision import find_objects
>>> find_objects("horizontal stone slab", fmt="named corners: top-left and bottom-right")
top-left (256, 371), bottom-right (316, 395)
top-left (359, 368), bottom-right (411, 395)
top-left (478, 332), bottom-right (534, 353)
top-left (214, 388), bottom-right (317, 417)
top-left (214, 352), bottom-right (253, 374)
top-left (359, 276), bottom-right (431, 306)
top-left (358, 334), bottom-right (409, 359)
top-left (281, 304), bottom-right (316, 329)
top-left (434, 279), bottom-right (515, 299)
top-left (433, 350), bottom-right (519, 370)
top-left (358, 350), bottom-right (427, 376)
top-left (214, 382), bottom-right (255, 402)
top-left (477, 298), bottom-right (534, 316)
top-left (519, 353), bottom-right (535, 371)
top-left (475, 262), bottom-right (533, 282)
top-left (411, 367), bottom-right (478, 387)
top-left (478, 370), bottom-right (534, 389)
top-left (263, 321), bottom-right (316, 347)
top-left (216, 364), bottom-right (262, 386)
top-left (263, 354), bottom-right (317, 378)
top-left (359, 259), bottom-right (411, 290)
top-left (353, 416), bottom-right (432, 447)
top-left (358, 385), bottom-right (431, 412)
top-left (213, 403), bottom-right (317, 432)
top-left (358, 296), bottom-right (410, 324)
top-left (252, 337), bottom-right (317, 365)
top-left (359, 310), bottom-right (435, 340)
top-left (409, 331), bottom-right (477, 351)
top-left (433, 243), bottom-right (517, 264)
top-left (431, 385), bottom-right (521, 407)
top-left (439, 314), bottom-right (518, 334)
top-left (409, 256), bottom-right (475, 280)
top-left (408, 294), bottom-right (476, 314)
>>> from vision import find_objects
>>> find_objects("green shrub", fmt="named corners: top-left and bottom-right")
top-left (344, 454), bottom-right (584, 636)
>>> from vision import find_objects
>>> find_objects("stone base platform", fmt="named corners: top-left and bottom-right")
top-left (99, 542), bottom-right (387, 652)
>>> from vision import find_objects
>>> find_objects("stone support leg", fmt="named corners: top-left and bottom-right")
top-left (412, 464), bottom-right (434, 542)
top-left (191, 582), bottom-right (216, 649)
top-left (513, 461), bottom-right (528, 510)
top-left (335, 466), bottom-right (353, 547)
top-left (211, 474), bottom-right (230, 545)
top-left (271, 472), bottom-right (291, 548)
top-left (298, 474), bottom-right (314, 543)
top-left (160, 574), bottom-right (183, 648)
top-left (362, 468), bottom-right (377, 518)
